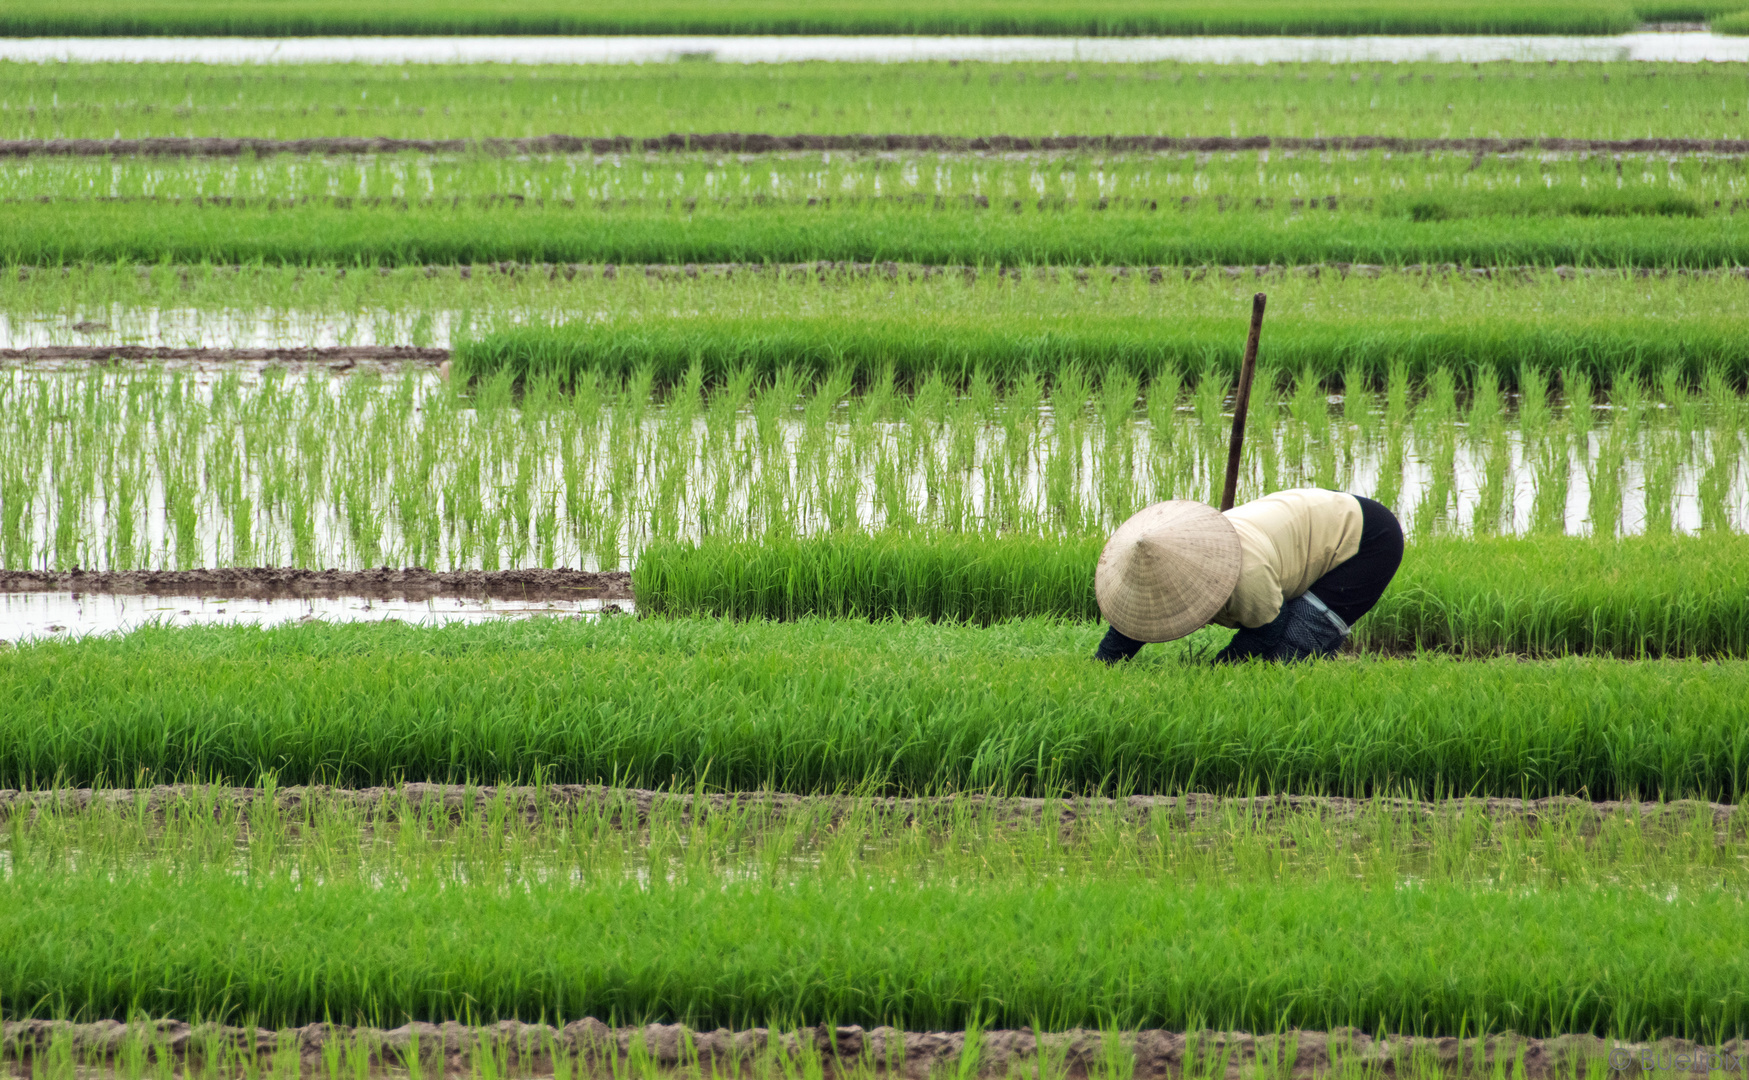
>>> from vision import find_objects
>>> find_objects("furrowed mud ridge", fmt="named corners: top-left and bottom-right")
top-left (1, 784), bottom-right (1739, 834)
top-left (5, 134), bottom-right (1749, 157)
top-left (0, 568), bottom-right (631, 603)
top-left (1, 1020), bottom-right (1736, 1078)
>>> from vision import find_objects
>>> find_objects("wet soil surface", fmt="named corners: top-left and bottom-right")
top-left (0, 1019), bottom-right (1730, 1078)
top-left (1, 784), bottom-right (1736, 833)
top-left (0, 567), bottom-right (631, 603)
top-left (5, 133), bottom-right (1749, 157)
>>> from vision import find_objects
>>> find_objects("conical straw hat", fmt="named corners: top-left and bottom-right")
top-left (1095, 500), bottom-right (1242, 643)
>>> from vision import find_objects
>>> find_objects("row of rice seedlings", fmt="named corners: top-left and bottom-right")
top-left (2, 360), bottom-right (1742, 572)
top-left (6, 150), bottom-right (1740, 212)
top-left (11, 264), bottom-right (1749, 390)
top-left (633, 530), bottom-right (1749, 656)
top-left (5, 60), bottom-right (1749, 143)
top-left (23, 780), bottom-right (1742, 886)
top-left (9, 193), bottom-right (1744, 268)
top-left (0, 0), bottom-right (1669, 45)
top-left (10, 614), bottom-right (1749, 797)
top-left (2, 774), bottom-right (1745, 1034)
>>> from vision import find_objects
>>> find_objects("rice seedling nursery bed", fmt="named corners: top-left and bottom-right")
top-left (10, 617), bottom-right (1749, 797)
top-left (6, 54), bottom-right (1749, 1066)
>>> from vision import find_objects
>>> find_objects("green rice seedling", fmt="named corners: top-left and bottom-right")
top-left (2, 787), bottom-right (1747, 1035)
top-left (1698, 366), bottom-right (1746, 533)
top-left (1096, 367), bottom-right (1142, 529)
top-left (1248, 366), bottom-right (1285, 502)
top-left (1469, 366), bottom-right (1511, 537)
top-left (1411, 367), bottom-right (1459, 536)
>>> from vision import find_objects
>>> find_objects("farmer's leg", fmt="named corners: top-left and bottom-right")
top-left (1305, 495), bottom-right (1405, 625)
top-left (1094, 625), bottom-right (1146, 664)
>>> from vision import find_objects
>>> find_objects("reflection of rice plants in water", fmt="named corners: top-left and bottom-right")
top-left (0, 361), bottom-right (1741, 572)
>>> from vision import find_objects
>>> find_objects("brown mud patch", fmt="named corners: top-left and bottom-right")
top-left (5, 133), bottom-right (1749, 158)
top-left (1, 784), bottom-right (1737, 833)
top-left (0, 1020), bottom-right (1731, 1078)
top-left (0, 568), bottom-right (631, 604)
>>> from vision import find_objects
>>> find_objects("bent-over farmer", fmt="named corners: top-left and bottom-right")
top-left (1093, 489), bottom-right (1403, 664)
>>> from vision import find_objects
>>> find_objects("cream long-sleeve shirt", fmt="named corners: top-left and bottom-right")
top-left (1211, 489), bottom-right (1365, 629)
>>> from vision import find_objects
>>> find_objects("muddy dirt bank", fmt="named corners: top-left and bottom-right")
top-left (5, 133), bottom-right (1749, 158)
top-left (0, 567), bottom-right (631, 603)
top-left (1, 784), bottom-right (1736, 832)
top-left (0, 1019), bottom-right (1731, 1078)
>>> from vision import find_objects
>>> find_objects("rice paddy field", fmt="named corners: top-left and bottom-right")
top-left (6, 52), bottom-right (1749, 1071)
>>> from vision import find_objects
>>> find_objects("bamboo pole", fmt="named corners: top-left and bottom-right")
top-left (1220, 293), bottom-right (1267, 512)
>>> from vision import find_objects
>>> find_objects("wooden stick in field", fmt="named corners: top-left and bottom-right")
top-left (1220, 292), bottom-right (1267, 512)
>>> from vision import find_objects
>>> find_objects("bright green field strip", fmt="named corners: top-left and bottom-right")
top-left (0, 0), bottom-right (1677, 39)
top-left (8, 62), bottom-right (1749, 141)
top-left (10, 201), bottom-right (1749, 268)
top-left (3, 799), bottom-right (1746, 1034)
top-left (6, 618), bottom-right (1749, 798)
top-left (634, 534), bottom-right (1749, 658)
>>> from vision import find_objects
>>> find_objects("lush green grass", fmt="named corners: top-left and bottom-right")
top-left (3, 791), bottom-right (1746, 1035)
top-left (0, 0), bottom-right (1667, 39)
top-left (5, 617), bottom-right (1749, 798)
top-left (7, 62), bottom-right (1749, 142)
top-left (634, 534), bottom-right (1749, 659)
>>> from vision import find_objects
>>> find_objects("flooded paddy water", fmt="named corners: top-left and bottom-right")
top-left (6, 32), bottom-right (1749, 65)
top-left (0, 590), bottom-right (628, 643)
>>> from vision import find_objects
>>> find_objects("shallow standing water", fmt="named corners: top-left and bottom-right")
top-left (0, 590), bottom-right (627, 642)
top-left (2, 32), bottom-right (1746, 65)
